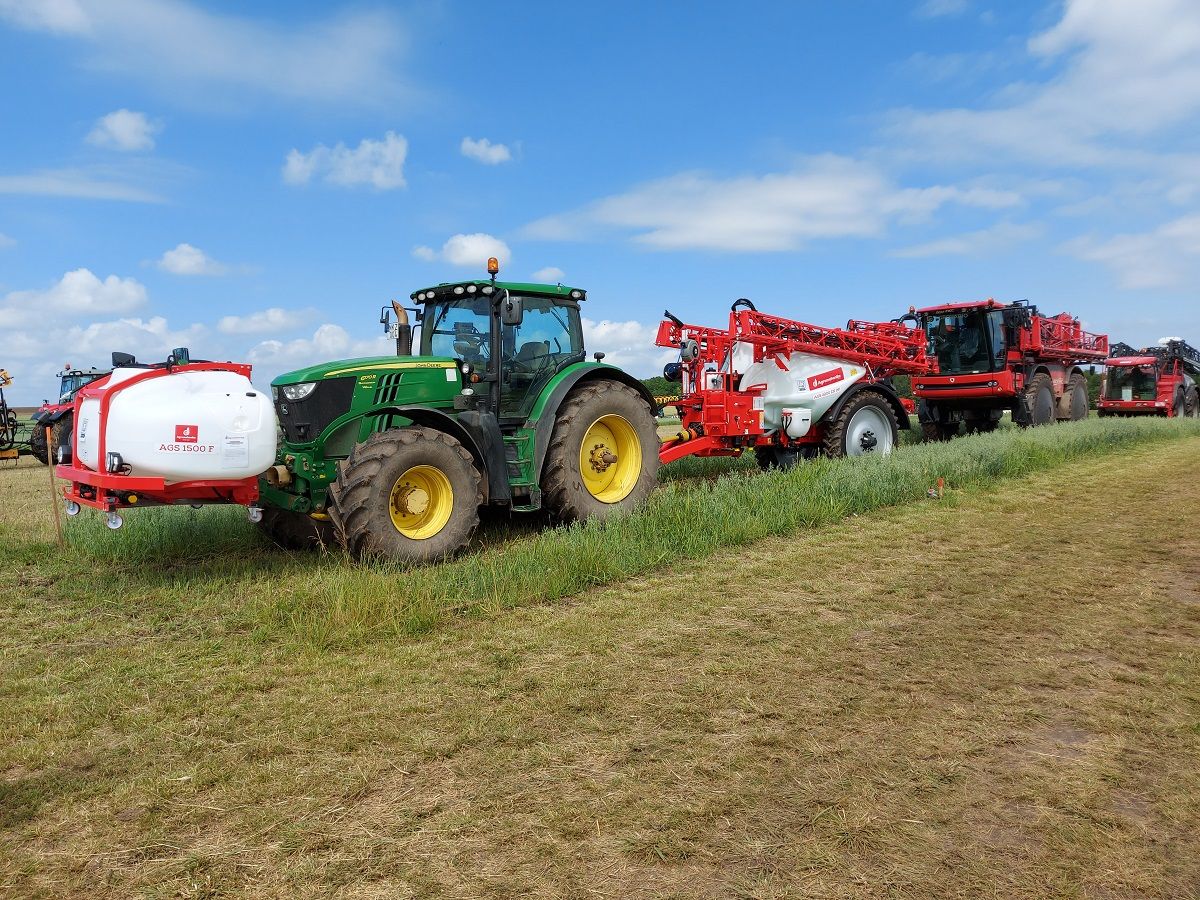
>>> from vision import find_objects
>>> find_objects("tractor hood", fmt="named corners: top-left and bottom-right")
top-left (271, 355), bottom-right (459, 386)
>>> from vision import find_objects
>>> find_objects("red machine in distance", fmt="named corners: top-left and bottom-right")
top-left (1100, 339), bottom-right (1200, 418)
top-left (657, 298), bottom-right (933, 469)
top-left (906, 299), bottom-right (1108, 440)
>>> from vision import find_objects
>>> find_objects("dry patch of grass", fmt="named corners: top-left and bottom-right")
top-left (2, 440), bottom-right (1199, 897)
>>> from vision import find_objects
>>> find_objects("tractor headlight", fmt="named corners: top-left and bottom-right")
top-left (281, 382), bottom-right (318, 401)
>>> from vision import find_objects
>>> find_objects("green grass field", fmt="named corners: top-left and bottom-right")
top-left (2, 419), bottom-right (1199, 897)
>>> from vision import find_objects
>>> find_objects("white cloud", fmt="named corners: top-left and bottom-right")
top-left (890, 0), bottom-right (1200, 168)
top-left (412, 233), bottom-right (512, 269)
top-left (0, 0), bottom-right (409, 106)
top-left (582, 318), bottom-right (676, 378)
top-left (86, 109), bottom-right (159, 152)
top-left (217, 307), bottom-right (310, 335)
top-left (531, 266), bottom-right (565, 282)
top-left (0, 269), bottom-right (147, 330)
top-left (0, 232), bottom-right (13, 248)
top-left (247, 324), bottom-right (391, 374)
top-left (0, 167), bottom-right (163, 202)
top-left (915, 0), bottom-right (968, 18)
top-left (460, 137), bottom-right (513, 165)
top-left (891, 221), bottom-right (1043, 258)
top-left (0, 0), bottom-right (88, 33)
top-left (524, 156), bottom-right (1022, 252)
top-left (283, 132), bottom-right (407, 190)
top-left (156, 242), bottom-right (231, 276)
top-left (1062, 214), bottom-right (1200, 289)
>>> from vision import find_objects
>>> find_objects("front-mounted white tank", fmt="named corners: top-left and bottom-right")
top-left (738, 349), bottom-right (866, 439)
top-left (77, 367), bottom-right (277, 482)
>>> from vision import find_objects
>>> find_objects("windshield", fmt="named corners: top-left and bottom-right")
top-left (58, 374), bottom-right (98, 401)
top-left (420, 297), bottom-right (492, 366)
top-left (1105, 365), bottom-right (1158, 401)
top-left (924, 309), bottom-right (1002, 375)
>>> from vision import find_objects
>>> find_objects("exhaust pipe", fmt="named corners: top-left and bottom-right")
top-left (392, 300), bottom-right (412, 356)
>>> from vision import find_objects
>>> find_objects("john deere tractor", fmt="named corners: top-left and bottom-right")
top-left (259, 262), bottom-right (661, 563)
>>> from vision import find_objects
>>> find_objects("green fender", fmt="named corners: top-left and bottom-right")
top-left (526, 362), bottom-right (657, 483)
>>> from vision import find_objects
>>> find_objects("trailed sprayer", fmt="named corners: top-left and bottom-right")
top-left (657, 298), bottom-right (933, 468)
top-left (56, 350), bottom-right (277, 529)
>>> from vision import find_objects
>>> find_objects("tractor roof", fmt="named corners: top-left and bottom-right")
top-left (409, 280), bottom-right (586, 302)
top-left (1106, 356), bottom-right (1159, 367)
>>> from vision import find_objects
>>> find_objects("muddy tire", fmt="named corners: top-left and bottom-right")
top-left (327, 426), bottom-right (482, 564)
top-left (29, 420), bottom-right (49, 465)
top-left (964, 416), bottom-right (998, 435)
top-left (1020, 373), bottom-right (1055, 427)
top-left (824, 391), bottom-right (900, 458)
top-left (921, 421), bottom-right (958, 442)
top-left (1067, 372), bottom-right (1090, 422)
top-left (1185, 387), bottom-right (1199, 418)
top-left (51, 414), bottom-right (74, 464)
top-left (542, 382), bottom-right (659, 524)
top-left (257, 507), bottom-right (335, 551)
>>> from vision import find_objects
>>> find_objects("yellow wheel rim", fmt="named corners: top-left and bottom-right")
top-left (388, 465), bottom-right (454, 540)
top-left (579, 414), bottom-right (641, 504)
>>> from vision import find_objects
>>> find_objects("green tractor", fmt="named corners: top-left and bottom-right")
top-left (259, 262), bottom-right (661, 563)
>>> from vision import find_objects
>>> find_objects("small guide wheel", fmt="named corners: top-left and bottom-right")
top-left (105, 511), bottom-right (124, 530)
top-left (64, 500), bottom-right (81, 517)
top-left (247, 505), bottom-right (264, 524)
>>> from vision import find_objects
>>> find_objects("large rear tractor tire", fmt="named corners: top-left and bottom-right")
top-left (1067, 373), bottom-right (1090, 422)
top-left (29, 420), bottom-right (49, 465)
top-left (1185, 387), bottom-right (1199, 418)
top-left (824, 392), bottom-right (900, 458)
top-left (1020, 373), bottom-right (1055, 427)
top-left (51, 414), bottom-right (74, 464)
top-left (328, 426), bottom-right (482, 564)
top-left (542, 382), bottom-right (659, 524)
top-left (257, 507), bottom-right (335, 551)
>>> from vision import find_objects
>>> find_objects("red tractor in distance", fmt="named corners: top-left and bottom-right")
top-left (904, 299), bottom-right (1109, 440)
top-left (1099, 339), bottom-right (1200, 418)
top-left (29, 363), bottom-right (110, 465)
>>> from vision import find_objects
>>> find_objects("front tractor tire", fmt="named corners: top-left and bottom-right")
top-left (824, 392), bottom-right (900, 458)
top-left (328, 426), bottom-right (482, 564)
top-left (258, 507), bottom-right (335, 551)
top-left (542, 382), bottom-right (660, 524)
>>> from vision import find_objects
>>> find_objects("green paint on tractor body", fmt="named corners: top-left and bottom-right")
top-left (261, 278), bottom-right (655, 517)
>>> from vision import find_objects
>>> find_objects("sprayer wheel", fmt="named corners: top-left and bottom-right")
top-left (257, 507), bottom-right (335, 551)
top-left (1020, 373), bottom-right (1055, 427)
top-left (824, 392), bottom-right (900, 458)
top-left (328, 426), bottom-right (481, 563)
top-left (1186, 387), bottom-right (1199, 418)
top-left (542, 382), bottom-right (659, 524)
top-left (755, 445), bottom-right (815, 470)
top-left (1067, 372), bottom-right (1090, 421)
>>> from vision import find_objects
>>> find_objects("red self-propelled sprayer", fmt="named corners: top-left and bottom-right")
top-left (657, 298), bottom-right (934, 469)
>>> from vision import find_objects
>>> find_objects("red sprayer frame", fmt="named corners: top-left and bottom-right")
top-left (54, 361), bottom-right (261, 514)
top-left (656, 303), bottom-right (933, 464)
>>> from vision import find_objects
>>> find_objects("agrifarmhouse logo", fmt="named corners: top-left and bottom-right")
top-left (807, 368), bottom-right (845, 391)
top-left (160, 424), bottom-right (214, 453)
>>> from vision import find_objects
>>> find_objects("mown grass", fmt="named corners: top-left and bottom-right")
top-left (49, 416), bottom-right (1200, 646)
top-left (2, 436), bottom-right (1199, 897)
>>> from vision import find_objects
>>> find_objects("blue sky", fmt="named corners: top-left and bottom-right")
top-left (2, 0), bottom-right (1199, 403)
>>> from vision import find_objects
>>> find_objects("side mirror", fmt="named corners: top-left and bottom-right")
top-left (501, 293), bottom-right (523, 327)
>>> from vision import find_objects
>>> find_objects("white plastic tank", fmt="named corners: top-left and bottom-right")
top-left (76, 367), bottom-right (277, 482)
top-left (739, 350), bottom-right (865, 438)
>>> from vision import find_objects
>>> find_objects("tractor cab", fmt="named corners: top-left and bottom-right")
top-left (407, 264), bottom-right (588, 422)
top-left (52, 365), bottom-right (109, 405)
top-left (916, 301), bottom-right (1008, 376)
top-left (1103, 357), bottom-right (1160, 402)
